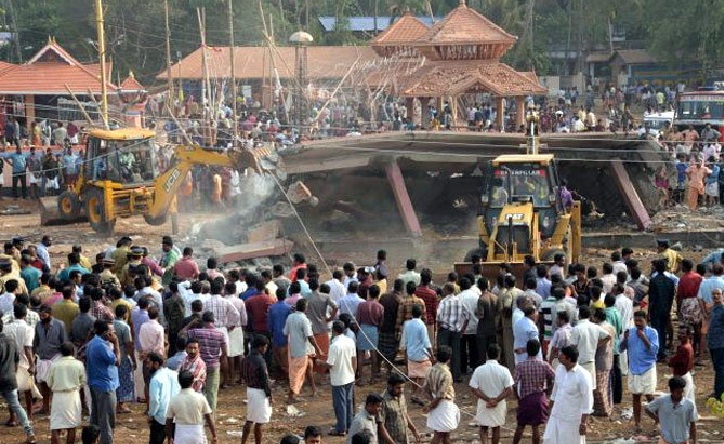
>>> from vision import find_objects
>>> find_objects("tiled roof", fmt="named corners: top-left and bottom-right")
top-left (157, 45), bottom-right (378, 80)
top-left (397, 60), bottom-right (547, 97)
top-left (370, 12), bottom-right (430, 46)
top-left (415, 1), bottom-right (517, 46)
top-left (120, 72), bottom-right (146, 91)
top-left (612, 49), bottom-right (656, 65)
top-left (0, 40), bottom-right (118, 94)
top-left (318, 16), bottom-right (437, 33)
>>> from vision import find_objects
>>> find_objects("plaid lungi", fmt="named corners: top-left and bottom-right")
top-left (378, 332), bottom-right (398, 362)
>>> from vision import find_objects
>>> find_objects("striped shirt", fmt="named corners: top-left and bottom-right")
top-left (187, 327), bottom-right (227, 369)
top-left (436, 295), bottom-right (471, 333)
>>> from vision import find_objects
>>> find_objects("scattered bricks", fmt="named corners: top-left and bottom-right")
top-left (213, 239), bottom-right (294, 264)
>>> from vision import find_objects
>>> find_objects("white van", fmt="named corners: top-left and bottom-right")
top-left (640, 111), bottom-right (675, 139)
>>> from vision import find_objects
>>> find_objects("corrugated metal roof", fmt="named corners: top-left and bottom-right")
top-left (317, 16), bottom-right (437, 33)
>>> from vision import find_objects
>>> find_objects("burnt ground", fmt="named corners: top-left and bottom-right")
top-left (0, 194), bottom-right (723, 443)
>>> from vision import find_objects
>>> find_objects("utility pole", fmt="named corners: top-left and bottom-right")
top-left (197, 7), bottom-right (211, 145)
top-left (228, 0), bottom-right (239, 145)
top-left (164, 0), bottom-right (174, 116)
top-left (5, 0), bottom-right (22, 62)
top-left (94, 0), bottom-right (109, 129)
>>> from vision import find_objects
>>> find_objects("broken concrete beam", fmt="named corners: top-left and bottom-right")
top-left (213, 239), bottom-right (294, 263)
top-left (385, 161), bottom-right (423, 237)
top-left (334, 200), bottom-right (374, 219)
top-left (247, 220), bottom-right (281, 244)
top-left (287, 181), bottom-right (313, 204)
top-left (610, 159), bottom-right (652, 231)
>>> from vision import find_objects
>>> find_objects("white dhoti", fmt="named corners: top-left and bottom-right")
top-left (16, 367), bottom-right (43, 400)
top-left (36, 354), bottom-right (61, 383)
top-left (215, 327), bottom-right (229, 355)
top-left (426, 399), bottom-right (460, 433)
top-left (28, 172), bottom-right (40, 185)
top-left (50, 390), bottom-right (82, 430)
top-left (682, 372), bottom-right (696, 405)
top-left (544, 417), bottom-right (585, 444)
top-left (134, 350), bottom-right (145, 400)
top-left (227, 327), bottom-right (244, 358)
top-left (620, 350), bottom-right (629, 376)
top-left (628, 366), bottom-right (657, 395)
top-left (174, 424), bottom-right (207, 444)
top-left (475, 399), bottom-right (507, 427)
top-left (246, 387), bottom-right (272, 424)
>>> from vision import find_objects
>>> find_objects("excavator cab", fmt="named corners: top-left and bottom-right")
top-left (457, 105), bottom-right (581, 285)
top-left (85, 131), bottom-right (159, 184)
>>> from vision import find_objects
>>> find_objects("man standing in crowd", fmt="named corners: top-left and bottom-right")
top-left (183, 312), bottom-right (227, 411)
top-left (146, 352), bottom-right (180, 444)
top-left (544, 345), bottom-right (593, 444)
top-left (35, 305), bottom-right (67, 415)
top-left (284, 299), bottom-right (321, 403)
top-left (570, 305), bottom-right (610, 391)
top-left (0, 317), bottom-right (36, 444)
top-left (620, 311), bottom-right (659, 433)
top-left (513, 340), bottom-right (555, 444)
top-left (645, 376), bottom-right (698, 444)
top-left (165, 371), bottom-right (217, 444)
top-left (470, 344), bottom-right (513, 444)
top-left (436, 283), bottom-right (470, 382)
top-left (318, 320), bottom-right (356, 437)
top-left (179, 338), bottom-right (206, 393)
top-left (241, 336), bottom-right (273, 444)
top-left (87, 320), bottom-right (120, 444)
top-left (402, 304), bottom-right (433, 404)
top-left (47, 342), bottom-right (85, 444)
top-left (423, 345), bottom-right (460, 444)
top-left (347, 394), bottom-right (383, 444)
top-left (379, 373), bottom-right (419, 444)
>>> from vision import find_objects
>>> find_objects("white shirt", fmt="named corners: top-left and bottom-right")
top-left (549, 265), bottom-right (565, 279)
top-left (601, 274), bottom-right (617, 294)
top-left (570, 319), bottom-right (610, 363)
top-left (327, 334), bottom-right (357, 386)
top-left (36, 243), bottom-right (51, 267)
top-left (324, 278), bottom-right (346, 304)
top-left (615, 293), bottom-right (634, 329)
top-left (469, 359), bottom-right (513, 412)
top-left (459, 288), bottom-right (479, 334)
top-left (0, 292), bottom-right (16, 316)
top-left (612, 261), bottom-right (628, 277)
top-left (3, 319), bottom-right (34, 368)
top-left (550, 364), bottom-right (593, 422)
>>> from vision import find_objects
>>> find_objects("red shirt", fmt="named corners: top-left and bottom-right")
top-left (414, 286), bottom-right (438, 325)
top-left (677, 272), bottom-right (702, 299)
top-left (246, 293), bottom-right (276, 333)
top-left (174, 257), bottom-right (199, 280)
top-left (289, 263), bottom-right (307, 282)
top-left (668, 342), bottom-right (694, 376)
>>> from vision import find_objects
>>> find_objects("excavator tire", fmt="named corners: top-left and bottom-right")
top-left (57, 191), bottom-right (80, 219)
top-left (84, 188), bottom-right (116, 236)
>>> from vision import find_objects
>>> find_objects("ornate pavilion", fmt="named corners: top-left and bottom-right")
top-left (370, 0), bottom-right (546, 129)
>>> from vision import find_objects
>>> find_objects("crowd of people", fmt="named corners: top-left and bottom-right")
top-left (0, 233), bottom-right (722, 444)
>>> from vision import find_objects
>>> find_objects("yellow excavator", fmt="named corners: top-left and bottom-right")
top-left (40, 127), bottom-right (262, 235)
top-left (454, 106), bottom-right (581, 283)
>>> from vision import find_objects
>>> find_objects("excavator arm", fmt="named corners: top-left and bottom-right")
top-left (143, 144), bottom-right (260, 225)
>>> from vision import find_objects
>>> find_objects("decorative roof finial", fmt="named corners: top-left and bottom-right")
top-left (459, 0), bottom-right (466, 6)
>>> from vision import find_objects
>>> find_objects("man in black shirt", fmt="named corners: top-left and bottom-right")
top-left (0, 318), bottom-right (37, 444)
top-left (241, 335), bottom-right (272, 444)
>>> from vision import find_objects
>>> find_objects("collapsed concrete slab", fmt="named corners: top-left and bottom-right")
top-left (610, 159), bottom-right (652, 231)
top-left (213, 239), bottom-right (294, 263)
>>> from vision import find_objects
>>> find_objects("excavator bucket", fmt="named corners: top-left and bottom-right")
top-left (39, 194), bottom-right (86, 226)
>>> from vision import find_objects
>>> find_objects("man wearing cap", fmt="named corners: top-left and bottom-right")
top-left (113, 237), bottom-right (133, 275)
top-left (159, 237), bottom-right (181, 286)
top-left (119, 247), bottom-right (148, 288)
top-left (0, 259), bottom-right (28, 296)
top-left (657, 239), bottom-right (683, 274)
top-left (99, 256), bottom-right (120, 288)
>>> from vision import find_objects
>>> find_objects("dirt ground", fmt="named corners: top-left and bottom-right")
top-left (0, 197), bottom-right (723, 443)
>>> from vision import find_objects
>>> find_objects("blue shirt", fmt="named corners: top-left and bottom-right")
top-left (675, 162), bottom-right (687, 184)
top-left (299, 280), bottom-right (312, 299)
top-left (166, 351), bottom-right (187, 371)
top-left (701, 250), bottom-right (724, 266)
top-left (536, 277), bottom-right (552, 298)
top-left (9, 153), bottom-right (26, 174)
top-left (148, 367), bottom-right (180, 424)
top-left (620, 326), bottom-right (659, 375)
top-left (698, 275), bottom-right (724, 304)
top-left (20, 266), bottom-right (41, 293)
top-left (267, 301), bottom-right (292, 347)
top-left (708, 304), bottom-right (724, 350)
top-left (57, 264), bottom-right (91, 282)
top-left (240, 288), bottom-right (259, 302)
top-left (86, 335), bottom-right (119, 391)
top-left (338, 293), bottom-right (363, 318)
top-left (403, 318), bottom-right (431, 362)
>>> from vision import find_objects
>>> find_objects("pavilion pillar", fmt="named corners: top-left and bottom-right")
top-left (496, 96), bottom-right (504, 130)
top-left (24, 95), bottom-right (35, 132)
top-left (515, 95), bottom-right (526, 128)
top-left (385, 160), bottom-right (422, 237)
top-left (405, 97), bottom-right (414, 125)
top-left (421, 97), bottom-right (431, 129)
